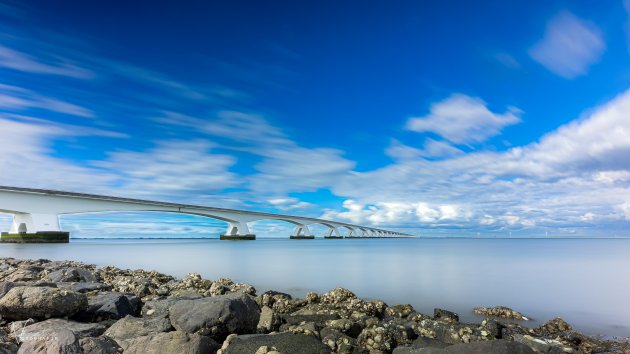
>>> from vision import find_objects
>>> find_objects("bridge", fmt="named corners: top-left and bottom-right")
top-left (0, 186), bottom-right (411, 241)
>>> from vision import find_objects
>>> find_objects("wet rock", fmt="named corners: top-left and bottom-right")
top-left (74, 292), bottom-right (140, 322)
top-left (104, 315), bottom-right (172, 345)
top-left (123, 331), bottom-right (219, 354)
top-left (17, 319), bottom-right (106, 341)
top-left (433, 309), bottom-right (459, 324)
top-left (56, 282), bottom-right (112, 294)
top-left (473, 306), bottom-right (529, 321)
top-left (169, 292), bottom-right (260, 339)
top-left (17, 328), bottom-right (81, 354)
top-left (45, 267), bottom-right (97, 283)
top-left (222, 333), bottom-right (331, 354)
top-left (386, 304), bottom-right (415, 319)
top-left (79, 337), bottom-right (121, 354)
top-left (0, 286), bottom-right (87, 320)
top-left (257, 306), bottom-right (283, 333)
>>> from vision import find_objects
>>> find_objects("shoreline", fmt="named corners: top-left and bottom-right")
top-left (0, 257), bottom-right (628, 353)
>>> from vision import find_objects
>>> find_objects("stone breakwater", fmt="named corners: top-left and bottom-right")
top-left (0, 258), bottom-right (627, 354)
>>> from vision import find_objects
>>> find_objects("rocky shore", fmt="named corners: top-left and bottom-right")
top-left (0, 257), bottom-right (627, 354)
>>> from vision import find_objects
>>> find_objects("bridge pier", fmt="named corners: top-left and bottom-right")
top-left (1, 213), bottom-right (69, 243)
top-left (290, 224), bottom-right (314, 239)
top-left (324, 226), bottom-right (343, 239)
top-left (220, 221), bottom-right (256, 240)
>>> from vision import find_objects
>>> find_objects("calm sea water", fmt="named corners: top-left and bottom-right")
top-left (1, 237), bottom-right (628, 337)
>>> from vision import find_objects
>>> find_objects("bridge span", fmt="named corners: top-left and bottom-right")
top-left (0, 186), bottom-right (411, 240)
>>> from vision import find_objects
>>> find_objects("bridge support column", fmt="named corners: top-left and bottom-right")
top-left (324, 226), bottom-right (343, 239)
top-left (290, 224), bottom-right (314, 239)
top-left (220, 221), bottom-right (256, 240)
top-left (1, 213), bottom-right (69, 243)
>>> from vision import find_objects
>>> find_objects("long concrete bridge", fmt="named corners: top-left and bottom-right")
top-left (0, 186), bottom-right (411, 240)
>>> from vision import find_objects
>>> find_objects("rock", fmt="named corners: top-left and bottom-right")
top-left (169, 292), bottom-right (260, 339)
top-left (123, 331), bottom-right (219, 354)
top-left (0, 342), bottom-right (18, 354)
top-left (305, 292), bottom-right (320, 304)
top-left (0, 282), bottom-right (57, 298)
top-left (79, 337), bottom-right (121, 354)
top-left (73, 292), bottom-right (140, 322)
top-left (222, 333), bottom-right (331, 354)
top-left (357, 321), bottom-right (417, 353)
top-left (141, 298), bottom-right (183, 318)
top-left (386, 304), bottom-right (415, 319)
top-left (256, 291), bottom-right (296, 314)
top-left (535, 317), bottom-right (572, 335)
top-left (473, 306), bottom-right (529, 321)
top-left (45, 268), bottom-right (97, 283)
top-left (320, 328), bottom-right (361, 354)
top-left (17, 319), bottom-right (106, 341)
top-left (104, 315), bottom-right (172, 345)
top-left (8, 319), bottom-right (36, 337)
top-left (410, 319), bottom-right (495, 344)
top-left (281, 313), bottom-right (339, 327)
top-left (323, 318), bottom-right (363, 338)
top-left (17, 328), bottom-right (81, 354)
top-left (321, 287), bottom-right (356, 304)
top-left (0, 286), bottom-right (87, 320)
top-left (257, 306), bottom-right (283, 333)
top-left (433, 309), bottom-right (459, 324)
top-left (56, 282), bottom-right (112, 294)
top-left (4, 266), bottom-right (42, 283)
top-left (392, 336), bottom-right (450, 354)
top-left (512, 334), bottom-right (574, 354)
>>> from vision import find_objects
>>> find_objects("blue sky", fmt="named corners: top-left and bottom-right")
top-left (2, 1), bottom-right (630, 237)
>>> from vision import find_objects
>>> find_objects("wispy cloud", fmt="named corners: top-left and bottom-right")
top-left (405, 94), bottom-right (521, 145)
top-left (0, 44), bottom-right (93, 79)
top-left (529, 11), bottom-right (605, 79)
top-left (0, 83), bottom-right (94, 117)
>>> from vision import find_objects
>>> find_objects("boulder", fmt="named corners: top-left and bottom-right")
top-left (433, 309), bottom-right (459, 324)
top-left (321, 287), bottom-right (356, 304)
top-left (123, 331), bottom-right (219, 354)
top-left (104, 315), bottom-right (172, 345)
top-left (169, 292), bottom-right (260, 339)
top-left (535, 318), bottom-right (572, 335)
top-left (223, 333), bottom-right (331, 354)
top-left (0, 342), bottom-right (18, 354)
top-left (0, 282), bottom-right (56, 298)
top-left (281, 313), bottom-right (339, 327)
top-left (73, 292), bottom-right (139, 322)
top-left (323, 319), bottom-right (363, 338)
top-left (257, 306), bottom-right (283, 333)
top-left (0, 286), bottom-right (87, 320)
top-left (386, 304), bottom-right (415, 319)
top-left (320, 328), bottom-right (361, 353)
top-left (472, 306), bottom-right (528, 321)
top-left (45, 268), bottom-right (97, 283)
top-left (79, 337), bottom-right (121, 354)
top-left (142, 298), bottom-right (183, 318)
top-left (393, 336), bottom-right (450, 354)
top-left (17, 328), bottom-right (81, 354)
top-left (17, 319), bottom-right (106, 341)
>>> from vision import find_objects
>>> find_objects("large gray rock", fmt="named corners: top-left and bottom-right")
top-left (393, 336), bottom-right (450, 354)
top-left (17, 328), bottom-right (81, 354)
top-left (0, 342), bottom-right (18, 354)
top-left (79, 337), bottom-right (121, 354)
top-left (223, 333), bottom-right (331, 354)
top-left (169, 292), bottom-right (260, 338)
top-left (17, 319), bottom-right (106, 341)
top-left (257, 306), bottom-right (282, 333)
top-left (0, 287), bottom-right (87, 320)
top-left (104, 315), bottom-right (172, 346)
top-left (142, 298), bottom-right (185, 318)
top-left (0, 282), bottom-right (56, 298)
top-left (45, 268), bottom-right (97, 283)
top-left (73, 292), bottom-right (139, 322)
top-left (123, 331), bottom-right (219, 354)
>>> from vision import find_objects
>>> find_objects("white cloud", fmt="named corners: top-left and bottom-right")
top-left (0, 44), bottom-right (93, 79)
top-left (405, 94), bottom-right (521, 144)
top-left (328, 88), bottom-right (630, 234)
top-left (268, 198), bottom-right (313, 210)
top-left (529, 11), bottom-right (605, 79)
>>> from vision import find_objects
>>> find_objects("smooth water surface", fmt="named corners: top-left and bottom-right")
top-left (1, 238), bottom-right (629, 337)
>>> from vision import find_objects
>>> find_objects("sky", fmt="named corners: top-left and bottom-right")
top-left (1, 0), bottom-right (630, 237)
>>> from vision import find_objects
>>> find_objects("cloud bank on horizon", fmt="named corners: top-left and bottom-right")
top-left (1, 1), bottom-right (630, 236)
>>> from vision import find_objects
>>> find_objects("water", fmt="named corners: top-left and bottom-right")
top-left (1, 237), bottom-right (629, 337)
